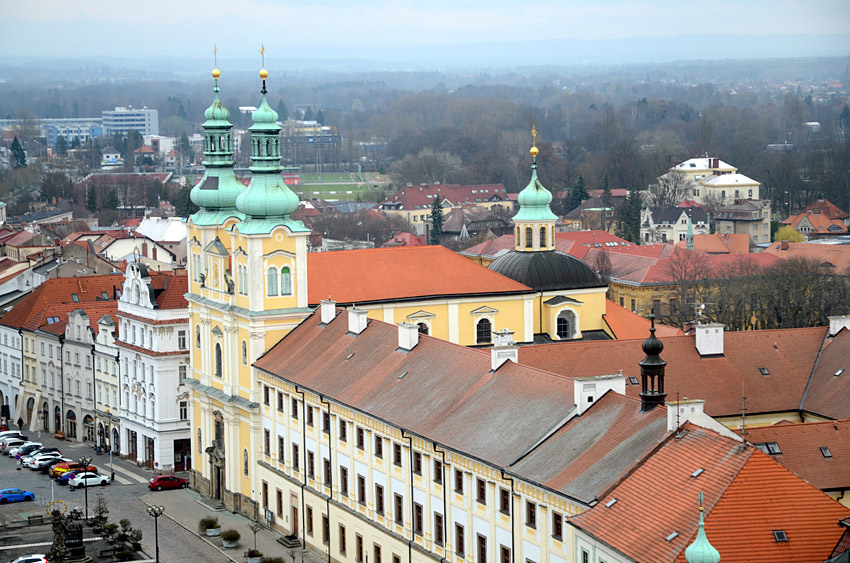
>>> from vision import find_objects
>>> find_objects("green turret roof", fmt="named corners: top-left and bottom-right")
top-left (236, 68), bottom-right (307, 235)
top-left (190, 69), bottom-right (244, 225)
top-left (684, 493), bottom-right (720, 563)
top-left (513, 161), bottom-right (558, 222)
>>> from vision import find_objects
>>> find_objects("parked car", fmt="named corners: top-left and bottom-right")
top-left (23, 452), bottom-right (62, 469)
top-left (0, 488), bottom-right (35, 504)
top-left (55, 470), bottom-right (80, 486)
top-left (9, 554), bottom-right (48, 563)
top-left (50, 462), bottom-right (97, 478)
top-left (13, 443), bottom-right (44, 459)
top-left (148, 475), bottom-right (189, 491)
top-left (1, 439), bottom-right (26, 454)
top-left (39, 457), bottom-right (72, 472)
top-left (68, 472), bottom-right (110, 489)
top-left (0, 430), bottom-right (24, 441)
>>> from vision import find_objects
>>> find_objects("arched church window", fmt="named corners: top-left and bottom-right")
top-left (197, 428), bottom-right (202, 454)
top-left (280, 267), bottom-right (292, 295)
top-left (242, 340), bottom-right (248, 365)
top-left (540, 226), bottom-right (547, 247)
top-left (243, 449), bottom-right (249, 476)
top-left (196, 325), bottom-right (201, 349)
top-left (267, 267), bottom-right (278, 296)
top-left (219, 135), bottom-right (225, 151)
top-left (525, 227), bottom-right (533, 249)
top-left (556, 310), bottom-right (576, 339)
top-left (417, 323), bottom-right (429, 335)
top-left (266, 139), bottom-right (271, 155)
top-left (214, 343), bottom-right (222, 378)
top-left (515, 226), bottom-right (520, 242)
top-left (476, 318), bottom-right (492, 344)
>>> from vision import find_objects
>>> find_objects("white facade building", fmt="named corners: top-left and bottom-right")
top-left (102, 107), bottom-right (159, 137)
top-left (116, 263), bottom-right (190, 471)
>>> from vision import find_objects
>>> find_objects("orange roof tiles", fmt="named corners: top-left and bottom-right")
top-left (676, 233), bottom-right (751, 255)
top-left (783, 212), bottom-right (848, 235)
top-left (307, 245), bottom-right (531, 305)
top-left (461, 231), bottom-right (627, 261)
top-left (518, 327), bottom-right (829, 418)
top-left (603, 300), bottom-right (684, 339)
top-left (763, 242), bottom-right (850, 274)
top-left (802, 328), bottom-right (850, 419)
top-left (0, 274), bottom-right (125, 329)
top-left (573, 425), bottom-right (850, 563)
top-left (741, 419), bottom-right (850, 493)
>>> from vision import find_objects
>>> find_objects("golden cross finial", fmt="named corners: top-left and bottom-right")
top-left (214, 44), bottom-right (218, 67)
top-left (531, 125), bottom-right (537, 148)
top-left (260, 44), bottom-right (266, 68)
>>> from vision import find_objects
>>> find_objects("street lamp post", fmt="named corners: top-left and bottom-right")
top-left (147, 505), bottom-right (164, 563)
top-left (78, 455), bottom-right (93, 522)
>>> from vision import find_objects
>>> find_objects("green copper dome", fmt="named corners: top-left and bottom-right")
top-left (203, 82), bottom-right (231, 127)
top-left (235, 69), bottom-right (306, 235)
top-left (685, 494), bottom-right (720, 563)
top-left (514, 163), bottom-right (558, 222)
top-left (190, 71), bottom-right (244, 225)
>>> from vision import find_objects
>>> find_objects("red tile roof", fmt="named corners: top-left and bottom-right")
top-left (783, 212), bottom-right (848, 235)
top-left (603, 300), bottom-right (684, 339)
top-left (676, 233), bottom-right (751, 255)
top-left (799, 199), bottom-right (849, 221)
top-left (254, 308), bottom-right (576, 467)
top-left (518, 327), bottom-right (829, 418)
top-left (798, 328), bottom-right (850, 420)
top-left (150, 272), bottom-right (188, 309)
top-left (741, 419), bottom-right (850, 493)
top-left (25, 301), bottom-right (118, 336)
top-left (763, 242), bottom-right (850, 274)
top-left (461, 231), bottom-right (628, 261)
top-left (573, 425), bottom-right (850, 563)
top-left (307, 245), bottom-right (531, 305)
top-left (0, 274), bottom-right (125, 329)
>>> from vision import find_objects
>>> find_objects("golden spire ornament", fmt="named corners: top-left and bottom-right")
top-left (530, 125), bottom-right (539, 158)
top-left (259, 44), bottom-right (268, 93)
top-left (212, 44), bottom-right (220, 79)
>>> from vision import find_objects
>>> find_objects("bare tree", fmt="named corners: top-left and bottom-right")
top-left (648, 169), bottom-right (690, 207)
top-left (657, 249), bottom-right (713, 328)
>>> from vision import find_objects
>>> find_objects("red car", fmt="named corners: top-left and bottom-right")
top-left (148, 475), bottom-right (189, 491)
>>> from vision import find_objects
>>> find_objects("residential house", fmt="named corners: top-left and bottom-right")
top-left (782, 198), bottom-right (849, 239)
top-left (641, 206), bottom-right (709, 244)
top-left (763, 240), bottom-right (850, 274)
top-left (715, 198), bottom-right (772, 244)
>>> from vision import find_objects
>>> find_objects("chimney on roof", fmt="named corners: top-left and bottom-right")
top-left (667, 399), bottom-right (705, 431)
top-left (695, 323), bottom-right (724, 356)
top-left (639, 315), bottom-right (667, 412)
top-left (320, 299), bottom-right (336, 325)
top-left (397, 322), bottom-right (419, 352)
top-left (574, 373), bottom-right (627, 416)
top-left (779, 240), bottom-right (789, 250)
top-left (828, 315), bottom-right (850, 337)
top-left (491, 328), bottom-right (518, 371)
top-left (348, 308), bottom-right (368, 335)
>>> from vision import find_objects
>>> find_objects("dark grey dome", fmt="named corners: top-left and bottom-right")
top-left (488, 250), bottom-right (606, 292)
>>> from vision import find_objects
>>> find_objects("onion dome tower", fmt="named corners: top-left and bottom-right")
top-left (235, 59), bottom-right (307, 235)
top-left (512, 126), bottom-right (558, 252)
top-left (489, 128), bottom-right (606, 292)
top-left (685, 492), bottom-right (721, 563)
top-left (190, 65), bottom-right (245, 225)
top-left (639, 314), bottom-right (667, 412)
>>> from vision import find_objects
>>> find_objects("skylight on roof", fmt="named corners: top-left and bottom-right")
top-left (836, 369), bottom-right (845, 377)
top-left (397, 371), bottom-right (408, 380)
top-left (665, 532), bottom-right (679, 541)
top-left (756, 442), bottom-right (781, 455)
top-left (605, 498), bottom-right (618, 508)
top-left (820, 447), bottom-right (832, 458)
top-left (691, 468), bottom-right (704, 478)
top-left (629, 377), bottom-right (639, 385)
top-left (759, 367), bottom-right (769, 376)
top-left (773, 530), bottom-right (788, 542)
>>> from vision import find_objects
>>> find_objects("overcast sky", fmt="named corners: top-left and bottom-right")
top-left (3, 0), bottom-right (850, 61)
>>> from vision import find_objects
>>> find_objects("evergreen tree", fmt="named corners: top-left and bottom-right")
top-left (86, 186), bottom-right (98, 213)
top-left (316, 109), bottom-right (325, 125)
top-left (10, 136), bottom-right (26, 168)
top-left (276, 100), bottom-right (289, 121)
top-left (429, 196), bottom-right (444, 245)
top-left (103, 188), bottom-right (119, 210)
top-left (600, 176), bottom-right (613, 232)
top-left (56, 135), bottom-right (67, 155)
top-left (174, 180), bottom-right (199, 217)
top-left (70, 137), bottom-right (81, 149)
top-left (568, 175), bottom-right (588, 211)
top-left (615, 190), bottom-right (643, 243)
top-left (303, 107), bottom-right (315, 121)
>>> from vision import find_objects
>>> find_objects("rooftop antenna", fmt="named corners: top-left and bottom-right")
top-left (676, 390), bottom-right (680, 430)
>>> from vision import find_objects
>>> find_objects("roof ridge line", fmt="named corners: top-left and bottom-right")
top-left (799, 326), bottom-right (832, 413)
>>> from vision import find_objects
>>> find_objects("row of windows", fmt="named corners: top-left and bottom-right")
top-left (517, 225), bottom-right (551, 248)
top-left (191, 252), bottom-right (294, 299)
